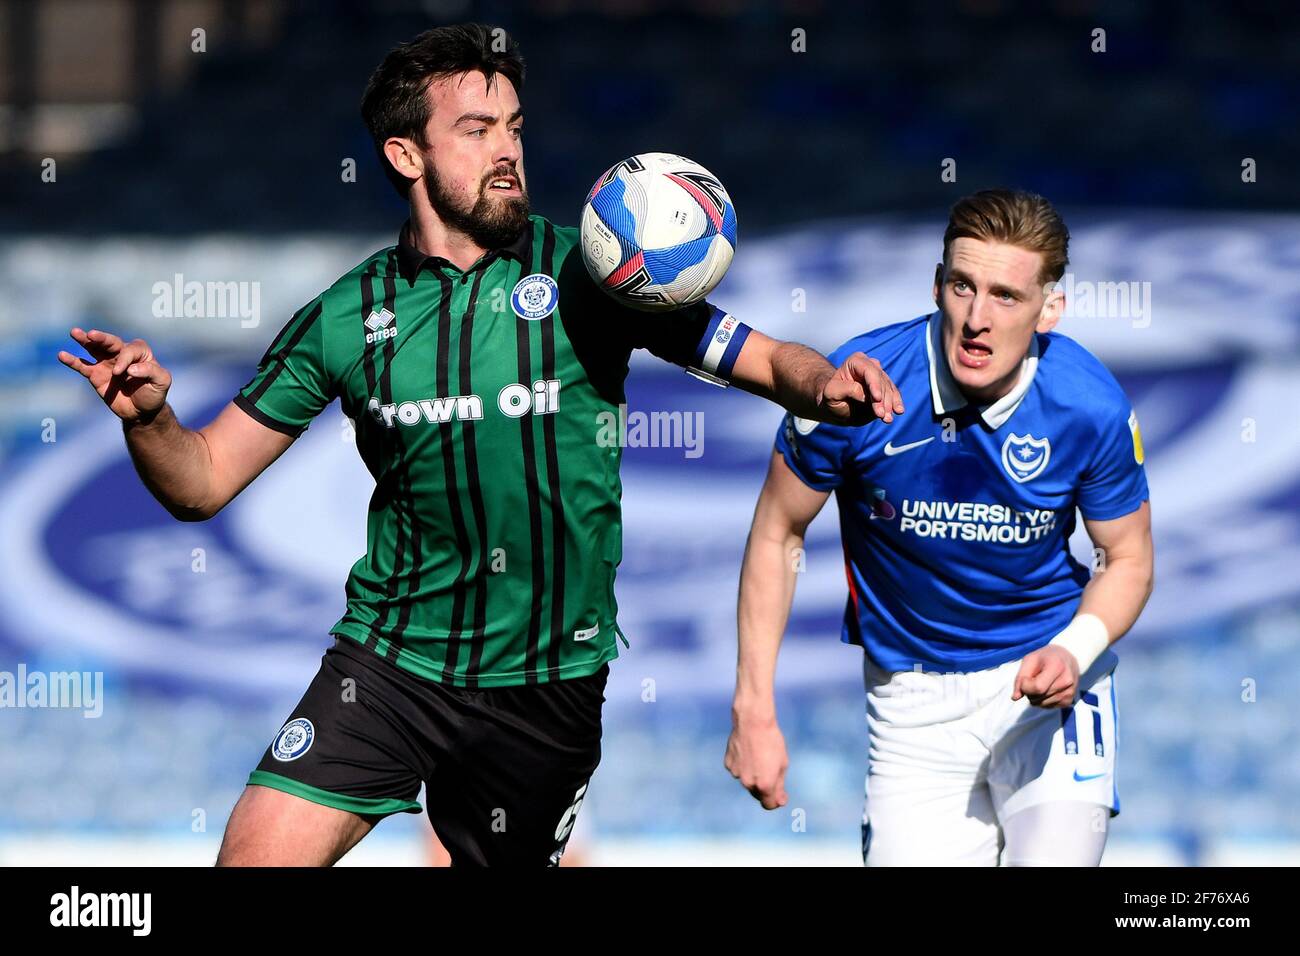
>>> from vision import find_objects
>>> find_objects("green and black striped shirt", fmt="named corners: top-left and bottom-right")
top-left (235, 215), bottom-right (748, 686)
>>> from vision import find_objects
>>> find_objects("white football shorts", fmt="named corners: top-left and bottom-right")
top-left (861, 647), bottom-right (1120, 866)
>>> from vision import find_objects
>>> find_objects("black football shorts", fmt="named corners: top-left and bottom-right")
top-left (249, 636), bottom-right (606, 866)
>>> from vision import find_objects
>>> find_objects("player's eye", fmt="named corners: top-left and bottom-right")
top-left (509, 126), bottom-right (522, 138)
top-left (953, 280), bottom-right (971, 294)
top-left (468, 128), bottom-right (487, 138)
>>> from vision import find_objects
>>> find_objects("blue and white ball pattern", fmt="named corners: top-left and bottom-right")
top-left (580, 152), bottom-right (738, 312)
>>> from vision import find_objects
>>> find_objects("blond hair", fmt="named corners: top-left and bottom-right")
top-left (943, 189), bottom-right (1069, 286)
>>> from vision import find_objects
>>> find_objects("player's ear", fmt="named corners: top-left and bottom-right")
top-left (1036, 286), bottom-right (1064, 333)
top-left (932, 263), bottom-right (944, 307)
top-left (383, 136), bottom-right (425, 186)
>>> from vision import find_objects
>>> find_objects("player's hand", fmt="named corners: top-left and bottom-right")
top-left (1011, 645), bottom-right (1080, 709)
top-left (58, 328), bottom-right (172, 423)
top-left (819, 351), bottom-right (904, 425)
top-left (724, 711), bottom-right (790, 810)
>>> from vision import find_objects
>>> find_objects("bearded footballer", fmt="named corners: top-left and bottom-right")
top-left (57, 23), bottom-right (903, 867)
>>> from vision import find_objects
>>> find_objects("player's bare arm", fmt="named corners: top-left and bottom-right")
top-left (1079, 502), bottom-right (1156, 640)
top-left (729, 327), bottom-right (904, 426)
top-left (726, 449), bottom-right (831, 810)
top-left (1013, 502), bottom-right (1154, 709)
top-left (58, 327), bottom-right (295, 521)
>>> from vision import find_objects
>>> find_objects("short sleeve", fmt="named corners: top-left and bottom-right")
top-left (233, 298), bottom-right (332, 436)
top-left (774, 411), bottom-right (853, 492)
top-left (1077, 406), bottom-right (1150, 520)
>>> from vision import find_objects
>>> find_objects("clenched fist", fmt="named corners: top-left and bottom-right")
top-left (1012, 645), bottom-right (1080, 709)
top-left (724, 712), bottom-right (790, 810)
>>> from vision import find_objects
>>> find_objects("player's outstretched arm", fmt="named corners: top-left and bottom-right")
top-left (58, 327), bottom-right (296, 521)
top-left (726, 450), bottom-right (831, 810)
top-left (729, 329), bottom-right (904, 426)
top-left (1013, 502), bottom-right (1154, 708)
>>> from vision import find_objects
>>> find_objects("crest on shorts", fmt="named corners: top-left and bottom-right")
top-left (272, 717), bottom-right (315, 762)
top-left (1001, 433), bottom-right (1051, 483)
top-left (511, 273), bottom-right (558, 320)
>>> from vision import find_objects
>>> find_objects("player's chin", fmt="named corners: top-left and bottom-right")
top-left (950, 364), bottom-right (991, 392)
top-left (951, 357), bottom-right (1012, 394)
top-left (486, 194), bottom-right (530, 223)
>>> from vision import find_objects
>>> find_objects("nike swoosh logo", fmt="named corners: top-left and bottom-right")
top-left (1073, 771), bottom-right (1106, 782)
top-left (883, 437), bottom-right (935, 456)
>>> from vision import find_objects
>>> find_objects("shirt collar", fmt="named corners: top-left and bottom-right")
top-left (925, 310), bottom-right (1039, 430)
top-left (395, 218), bottom-right (531, 284)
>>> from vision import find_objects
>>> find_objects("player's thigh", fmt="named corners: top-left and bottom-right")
top-left (1000, 800), bottom-right (1110, 866)
top-left (428, 665), bottom-right (607, 866)
top-left (863, 660), bottom-right (999, 866)
top-left (226, 639), bottom-right (432, 866)
top-left (217, 784), bottom-right (378, 866)
top-left (864, 773), bottom-right (1002, 866)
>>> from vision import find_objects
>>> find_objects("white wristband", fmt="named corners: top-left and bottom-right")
top-left (1049, 613), bottom-right (1110, 674)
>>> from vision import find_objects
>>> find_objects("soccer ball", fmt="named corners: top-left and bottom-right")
top-left (580, 152), bottom-right (738, 312)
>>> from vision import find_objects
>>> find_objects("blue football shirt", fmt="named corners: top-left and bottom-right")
top-left (775, 312), bottom-right (1149, 672)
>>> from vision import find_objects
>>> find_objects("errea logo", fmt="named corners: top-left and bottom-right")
top-left (365, 307), bottom-right (397, 344)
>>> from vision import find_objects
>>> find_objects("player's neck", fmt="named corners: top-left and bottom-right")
top-left (407, 203), bottom-right (489, 273)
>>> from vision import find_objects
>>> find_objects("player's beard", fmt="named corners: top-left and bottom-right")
top-left (424, 163), bottom-right (530, 250)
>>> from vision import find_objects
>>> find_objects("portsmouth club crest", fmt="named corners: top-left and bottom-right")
top-left (511, 273), bottom-right (559, 320)
top-left (1001, 433), bottom-right (1051, 483)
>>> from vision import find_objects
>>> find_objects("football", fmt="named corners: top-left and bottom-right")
top-left (580, 152), bottom-right (738, 312)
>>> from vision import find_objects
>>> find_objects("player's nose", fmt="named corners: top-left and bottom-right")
top-left (966, 296), bottom-right (996, 332)
top-left (492, 129), bottom-right (521, 166)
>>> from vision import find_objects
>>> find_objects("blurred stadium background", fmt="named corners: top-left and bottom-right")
top-left (1, 0), bottom-right (1298, 865)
